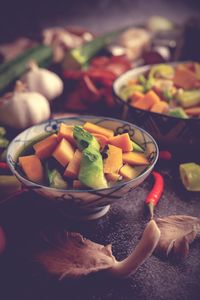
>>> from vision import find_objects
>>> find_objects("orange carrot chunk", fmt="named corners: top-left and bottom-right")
top-left (130, 91), bottom-right (144, 102)
top-left (92, 133), bottom-right (109, 150)
top-left (33, 134), bottom-right (58, 159)
top-left (132, 90), bottom-right (160, 110)
top-left (106, 173), bottom-right (121, 182)
top-left (52, 138), bottom-right (74, 167)
top-left (83, 122), bottom-right (114, 138)
top-left (109, 133), bottom-right (133, 152)
top-left (64, 149), bottom-right (82, 179)
top-left (19, 155), bottom-right (44, 183)
top-left (119, 164), bottom-right (145, 180)
top-left (57, 123), bottom-right (76, 146)
top-left (173, 67), bottom-right (198, 89)
top-left (150, 101), bottom-right (169, 114)
top-left (104, 144), bottom-right (123, 174)
top-left (122, 152), bottom-right (149, 166)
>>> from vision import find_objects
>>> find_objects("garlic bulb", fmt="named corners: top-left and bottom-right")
top-left (22, 61), bottom-right (63, 101)
top-left (0, 81), bottom-right (50, 129)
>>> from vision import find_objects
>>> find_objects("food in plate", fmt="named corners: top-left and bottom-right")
top-left (119, 62), bottom-right (200, 118)
top-left (17, 122), bottom-right (150, 190)
top-left (155, 215), bottom-right (200, 260)
top-left (35, 220), bottom-right (160, 278)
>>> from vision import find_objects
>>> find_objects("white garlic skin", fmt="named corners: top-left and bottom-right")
top-left (0, 89), bottom-right (50, 129)
top-left (22, 64), bottom-right (64, 101)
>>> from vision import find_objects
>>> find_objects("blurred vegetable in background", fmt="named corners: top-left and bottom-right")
top-left (179, 163), bottom-right (200, 192)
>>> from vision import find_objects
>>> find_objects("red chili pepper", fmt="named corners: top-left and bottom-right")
top-left (159, 151), bottom-right (172, 161)
top-left (146, 171), bottom-right (164, 219)
top-left (0, 162), bottom-right (9, 170)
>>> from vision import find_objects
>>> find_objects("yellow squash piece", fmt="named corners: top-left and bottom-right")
top-left (83, 122), bottom-right (114, 139)
top-left (52, 138), bottom-right (74, 167)
top-left (106, 173), bottom-right (121, 182)
top-left (64, 149), bottom-right (82, 179)
top-left (122, 152), bottom-right (149, 166)
top-left (33, 134), bottom-right (58, 159)
top-left (58, 123), bottom-right (76, 146)
top-left (19, 155), bottom-right (44, 183)
top-left (104, 144), bottom-right (123, 174)
top-left (109, 133), bottom-right (133, 152)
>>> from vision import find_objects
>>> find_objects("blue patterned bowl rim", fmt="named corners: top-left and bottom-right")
top-left (7, 115), bottom-right (159, 193)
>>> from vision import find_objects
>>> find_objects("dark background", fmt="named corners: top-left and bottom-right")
top-left (0, 0), bottom-right (200, 41)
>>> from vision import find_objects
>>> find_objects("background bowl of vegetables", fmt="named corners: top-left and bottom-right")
top-left (113, 62), bottom-right (200, 153)
top-left (7, 116), bottom-right (158, 220)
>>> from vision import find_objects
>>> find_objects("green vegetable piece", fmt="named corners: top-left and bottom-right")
top-left (147, 16), bottom-right (174, 32)
top-left (47, 169), bottom-right (67, 189)
top-left (163, 88), bottom-right (173, 101)
top-left (144, 78), bottom-right (154, 92)
top-left (0, 45), bottom-right (53, 94)
top-left (0, 127), bottom-right (6, 137)
top-left (119, 84), bottom-right (144, 100)
top-left (148, 64), bottom-right (174, 79)
top-left (63, 27), bottom-right (127, 70)
top-left (0, 138), bottom-right (9, 148)
top-left (132, 141), bottom-right (144, 153)
top-left (138, 75), bottom-right (146, 85)
top-left (79, 147), bottom-right (107, 189)
top-left (176, 90), bottom-right (200, 108)
top-left (73, 125), bottom-right (100, 151)
top-left (168, 107), bottom-right (189, 119)
top-left (179, 163), bottom-right (200, 191)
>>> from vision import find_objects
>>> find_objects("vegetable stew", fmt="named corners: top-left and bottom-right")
top-left (17, 122), bottom-right (150, 190)
top-left (119, 62), bottom-right (200, 119)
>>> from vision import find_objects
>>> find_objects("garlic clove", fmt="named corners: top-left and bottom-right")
top-left (22, 62), bottom-right (63, 101)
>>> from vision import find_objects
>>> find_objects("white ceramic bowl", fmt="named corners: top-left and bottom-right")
top-left (7, 116), bottom-right (159, 220)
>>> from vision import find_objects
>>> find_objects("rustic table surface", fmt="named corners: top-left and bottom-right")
top-left (0, 154), bottom-right (200, 300)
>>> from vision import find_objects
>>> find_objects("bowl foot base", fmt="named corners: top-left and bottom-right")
top-left (59, 205), bottom-right (111, 221)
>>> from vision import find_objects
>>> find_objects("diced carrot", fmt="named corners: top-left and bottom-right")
top-left (130, 91), bottom-right (144, 102)
top-left (122, 152), bottom-right (149, 166)
top-left (104, 144), bottom-right (123, 174)
top-left (92, 133), bottom-right (109, 150)
top-left (19, 155), bottom-right (44, 183)
top-left (150, 101), bottom-right (169, 114)
top-left (52, 138), bottom-right (74, 167)
top-left (83, 122), bottom-right (114, 138)
top-left (73, 180), bottom-right (85, 189)
top-left (106, 173), bottom-right (121, 182)
top-left (132, 90), bottom-right (160, 110)
top-left (119, 164), bottom-right (144, 180)
top-left (33, 134), bottom-right (58, 159)
top-left (173, 67), bottom-right (198, 89)
top-left (64, 149), bottom-right (82, 178)
top-left (58, 123), bottom-right (76, 146)
top-left (109, 133), bottom-right (133, 152)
